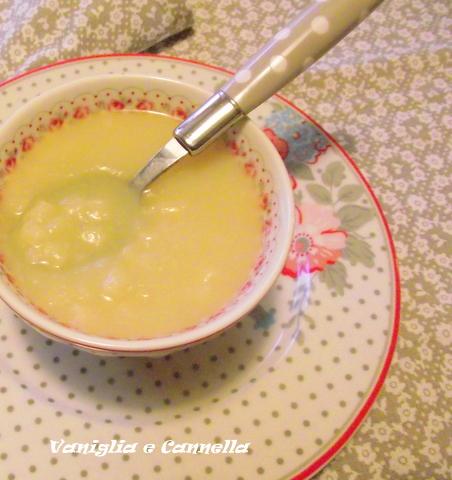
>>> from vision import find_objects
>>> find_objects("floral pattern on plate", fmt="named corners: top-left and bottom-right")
top-left (264, 108), bottom-right (375, 295)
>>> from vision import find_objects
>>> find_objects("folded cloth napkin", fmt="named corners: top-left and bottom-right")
top-left (0, 0), bottom-right (192, 80)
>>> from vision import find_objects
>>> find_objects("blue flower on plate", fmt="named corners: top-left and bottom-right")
top-left (250, 305), bottom-right (276, 330)
top-left (263, 108), bottom-right (330, 166)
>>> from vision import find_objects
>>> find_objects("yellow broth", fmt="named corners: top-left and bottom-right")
top-left (0, 111), bottom-right (264, 339)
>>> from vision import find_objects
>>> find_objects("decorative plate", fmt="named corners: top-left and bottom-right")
top-left (0, 54), bottom-right (400, 480)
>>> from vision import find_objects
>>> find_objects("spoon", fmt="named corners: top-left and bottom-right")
top-left (131, 0), bottom-right (384, 192)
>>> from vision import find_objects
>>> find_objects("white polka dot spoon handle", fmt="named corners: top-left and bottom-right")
top-left (174, 0), bottom-right (383, 154)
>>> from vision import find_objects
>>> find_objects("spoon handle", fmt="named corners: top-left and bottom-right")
top-left (222, 0), bottom-right (383, 113)
top-left (175, 0), bottom-right (383, 154)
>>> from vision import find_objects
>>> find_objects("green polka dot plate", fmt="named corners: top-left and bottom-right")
top-left (0, 54), bottom-right (400, 480)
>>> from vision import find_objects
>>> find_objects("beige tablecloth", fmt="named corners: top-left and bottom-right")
top-left (161, 0), bottom-right (451, 478)
top-left (0, 0), bottom-right (193, 78)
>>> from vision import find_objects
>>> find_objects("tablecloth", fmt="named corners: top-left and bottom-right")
top-left (160, 0), bottom-right (451, 478)
top-left (0, 0), bottom-right (193, 78)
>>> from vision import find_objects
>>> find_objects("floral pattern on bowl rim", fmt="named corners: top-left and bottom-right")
top-left (0, 54), bottom-right (400, 480)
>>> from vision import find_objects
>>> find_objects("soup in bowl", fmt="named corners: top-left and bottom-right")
top-left (0, 75), bottom-right (294, 356)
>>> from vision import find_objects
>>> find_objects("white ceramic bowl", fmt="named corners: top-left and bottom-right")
top-left (0, 75), bottom-right (294, 356)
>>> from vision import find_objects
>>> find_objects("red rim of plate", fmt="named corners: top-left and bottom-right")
top-left (0, 53), bottom-right (401, 480)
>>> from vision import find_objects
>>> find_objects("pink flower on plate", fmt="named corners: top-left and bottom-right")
top-left (283, 204), bottom-right (347, 277)
top-left (263, 127), bottom-right (289, 160)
